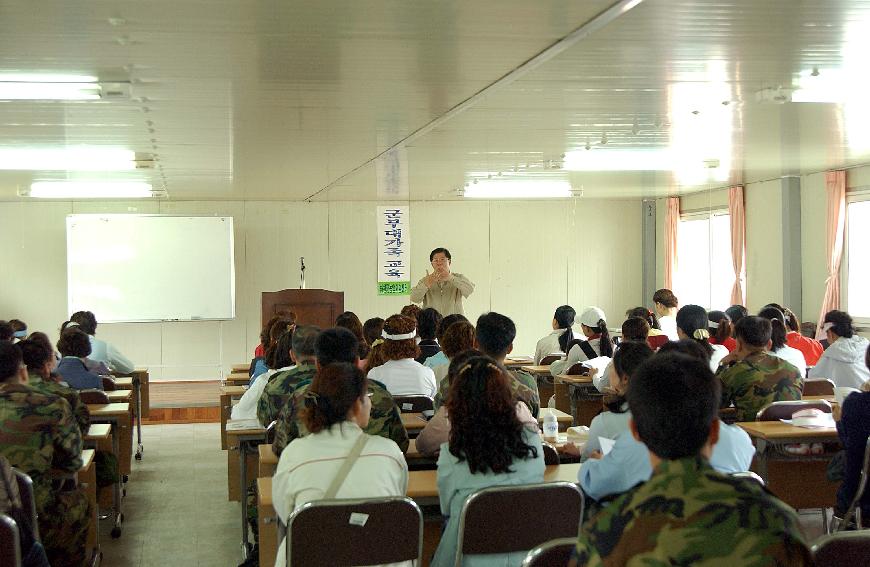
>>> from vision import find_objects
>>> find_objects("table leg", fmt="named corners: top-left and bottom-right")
top-left (239, 440), bottom-right (250, 559)
top-left (110, 420), bottom-right (123, 538)
top-left (756, 439), bottom-right (769, 483)
top-left (133, 376), bottom-right (144, 460)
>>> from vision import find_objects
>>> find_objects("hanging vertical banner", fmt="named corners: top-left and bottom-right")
top-left (377, 205), bottom-right (411, 295)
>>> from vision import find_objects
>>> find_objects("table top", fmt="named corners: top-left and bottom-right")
top-left (401, 413), bottom-right (428, 431)
top-left (80, 449), bottom-right (95, 472)
top-left (225, 424), bottom-right (267, 438)
top-left (520, 365), bottom-right (552, 376)
top-left (220, 385), bottom-right (247, 396)
top-left (538, 408), bottom-right (573, 423)
top-left (803, 395), bottom-right (837, 403)
top-left (107, 390), bottom-right (132, 402)
top-left (86, 403), bottom-right (130, 417)
top-left (504, 357), bottom-right (534, 367)
top-left (555, 374), bottom-right (593, 384)
top-left (85, 424), bottom-right (111, 440)
top-left (114, 377), bottom-right (133, 389)
top-left (232, 364), bottom-right (251, 373)
top-left (225, 376), bottom-right (250, 386)
top-left (736, 421), bottom-right (840, 441)
top-left (259, 443), bottom-right (278, 466)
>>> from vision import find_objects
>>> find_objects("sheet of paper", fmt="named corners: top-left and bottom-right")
top-left (226, 418), bottom-right (262, 431)
top-left (599, 437), bottom-right (616, 456)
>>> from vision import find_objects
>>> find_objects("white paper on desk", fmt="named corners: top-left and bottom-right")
top-left (599, 437), bottom-right (616, 456)
top-left (582, 356), bottom-right (612, 375)
top-left (226, 418), bottom-right (262, 431)
top-left (779, 415), bottom-right (836, 429)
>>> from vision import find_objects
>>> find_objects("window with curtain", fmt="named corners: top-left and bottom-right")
top-left (846, 199), bottom-right (870, 320)
top-left (674, 211), bottom-right (734, 310)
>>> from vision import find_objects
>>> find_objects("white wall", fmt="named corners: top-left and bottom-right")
top-left (744, 179), bottom-right (784, 312)
top-left (0, 198), bottom-right (642, 381)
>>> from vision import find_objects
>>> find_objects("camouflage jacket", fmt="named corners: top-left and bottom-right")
top-left (433, 368), bottom-right (540, 417)
top-left (572, 456), bottom-right (812, 566)
top-left (256, 363), bottom-right (317, 427)
top-left (717, 351), bottom-right (802, 422)
top-left (27, 372), bottom-right (90, 433)
top-left (271, 377), bottom-right (409, 456)
top-left (0, 383), bottom-right (83, 509)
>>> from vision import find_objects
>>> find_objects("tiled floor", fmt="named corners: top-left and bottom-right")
top-left (99, 423), bottom-right (241, 567)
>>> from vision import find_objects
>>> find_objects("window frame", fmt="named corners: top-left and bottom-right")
top-left (843, 188), bottom-right (870, 326)
top-left (675, 206), bottom-right (733, 310)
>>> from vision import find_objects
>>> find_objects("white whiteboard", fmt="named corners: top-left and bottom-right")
top-left (66, 215), bottom-right (235, 322)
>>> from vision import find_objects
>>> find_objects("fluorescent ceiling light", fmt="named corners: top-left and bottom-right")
top-left (0, 73), bottom-right (101, 100)
top-left (29, 181), bottom-right (153, 199)
top-left (564, 149), bottom-right (674, 171)
top-left (464, 180), bottom-right (572, 199)
top-left (0, 148), bottom-right (137, 171)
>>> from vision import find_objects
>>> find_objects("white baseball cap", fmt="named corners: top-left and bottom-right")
top-left (578, 306), bottom-right (606, 328)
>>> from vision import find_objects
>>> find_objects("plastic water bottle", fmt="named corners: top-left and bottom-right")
top-left (543, 409), bottom-right (558, 443)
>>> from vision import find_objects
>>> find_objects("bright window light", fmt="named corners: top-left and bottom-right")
top-left (0, 74), bottom-right (101, 100)
top-left (847, 200), bottom-right (870, 319)
top-left (29, 181), bottom-right (153, 199)
top-left (463, 179), bottom-right (572, 199)
top-left (674, 213), bottom-right (734, 310)
top-left (0, 148), bottom-right (136, 171)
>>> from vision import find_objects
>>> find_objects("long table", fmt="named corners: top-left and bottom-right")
top-left (79, 449), bottom-right (99, 565)
top-left (226, 423), bottom-right (267, 560)
top-left (87, 402), bottom-right (131, 537)
top-left (554, 374), bottom-right (603, 427)
top-left (220, 385), bottom-right (248, 450)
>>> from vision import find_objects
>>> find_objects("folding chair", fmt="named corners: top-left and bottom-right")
top-left (755, 400), bottom-right (832, 421)
top-left (286, 497), bottom-right (422, 566)
top-left (812, 531), bottom-right (870, 564)
top-left (730, 471), bottom-right (765, 487)
top-left (456, 482), bottom-right (583, 566)
top-left (565, 363), bottom-right (588, 376)
top-left (803, 379), bottom-right (835, 397)
top-left (540, 355), bottom-right (561, 366)
top-left (542, 442), bottom-right (560, 466)
top-left (0, 514), bottom-right (21, 567)
top-left (78, 389), bottom-right (111, 405)
top-left (393, 395), bottom-right (434, 414)
top-left (522, 537), bottom-right (577, 567)
top-left (832, 437), bottom-right (870, 531)
top-left (101, 376), bottom-right (117, 391)
top-left (12, 470), bottom-right (37, 540)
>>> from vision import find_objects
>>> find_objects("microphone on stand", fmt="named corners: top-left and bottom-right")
top-left (300, 257), bottom-right (306, 289)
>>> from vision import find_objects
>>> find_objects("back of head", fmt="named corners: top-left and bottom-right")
top-left (27, 332), bottom-right (53, 355)
top-left (260, 315), bottom-right (280, 347)
top-left (362, 317), bottom-right (385, 346)
top-left (0, 342), bottom-right (22, 382)
top-left (676, 304), bottom-right (714, 355)
top-left (627, 353), bottom-right (720, 459)
top-left (8, 319), bottom-right (26, 339)
top-left (758, 306), bottom-right (788, 350)
top-left (446, 349), bottom-right (483, 387)
top-left (824, 310), bottom-right (854, 338)
top-left (400, 304), bottom-right (421, 322)
top-left (707, 310), bottom-right (733, 345)
top-left (301, 363), bottom-right (367, 434)
top-left (441, 321), bottom-right (475, 359)
top-left (70, 311), bottom-right (97, 335)
top-left (657, 339), bottom-right (711, 362)
top-left (780, 306), bottom-right (801, 333)
top-left (57, 328), bottom-right (92, 358)
top-left (734, 316), bottom-right (772, 348)
top-left (19, 338), bottom-right (52, 371)
top-left (316, 327), bottom-right (359, 365)
top-left (626, 306), bottom-right (660, 330)
top-left (579, 306), bottom-right (613, 357)
top-left (621, 317), bottom-right (650, 342)
top-left (475, 312), bottom-right (516, 358)
top-left (269, 317), bottom-right (296, 345)
top-left (290, 325), bottom-right (320, 360)
top-left (0, 321), bottom-right (12, 342)
top-left (725, 304), bottom-right (748, 327)
top-left (382, 314), bottom-right (420, 361)
top-left (554, 305), bottom-right (576, 352)
top-left (437, 313), bottom-right (468, 342)
top-left (613, 341), bottom-right (654, 379)
top-left (335, 312), bottom-right (364, 341)
top-left (417, 308), bottom-right (443, 341)
top-left (265, 329), bottom-right (295, 370)
top-left (653, 288), bottom-right (678, 309)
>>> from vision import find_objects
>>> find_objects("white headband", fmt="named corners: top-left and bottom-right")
top-left (708, 320), bottom-right (719, 329)
top-left (382, 329), bottom-right (417, 341)
top-left (822, 322), bottom-right (835, 333)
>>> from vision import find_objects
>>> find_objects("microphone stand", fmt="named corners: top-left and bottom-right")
top-left (299, 257), bottom-right (306, 289)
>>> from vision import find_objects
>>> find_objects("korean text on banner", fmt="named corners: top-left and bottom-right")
top-left (377, 206), bottom-right (410, 295)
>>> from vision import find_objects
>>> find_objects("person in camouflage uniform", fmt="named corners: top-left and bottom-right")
top-left (474, 312), bottom-right (540, 417)
top-left (717, 316), bottom-right (802, 422)
top-left (20, 338), bottom-right (90, 432)
top-left (571, 352), bottom-right (811, 567)
top-left (0, 342), bottom-right (91, 567)
top-left (256, 325), bottom-right (319, 427)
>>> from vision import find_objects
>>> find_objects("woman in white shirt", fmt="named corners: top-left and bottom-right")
top-left (272, 362), bottom-right (408, 567)
top-left (366, 314), bottom-right (437, 397)
top-left (534, 305), bottom-right (576, 365)
top-left (231, 330), bottom-right (295, 423)
top-left (758, 306), bottom-right (807, 377)
top-left (675, 305), bottom-right (728, 372)
top-left (653, 288), bottom-right (680, 341)
top-left (809, 310), bottom-right (870, 389)
top-left (549, 307), bottom-right (614, 376)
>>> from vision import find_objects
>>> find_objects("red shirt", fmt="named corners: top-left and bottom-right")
top-left (709, 336), bottom-right (737, 352)
top-left (786, 331), bottom-right (824, 366)
top-left (254, 344), bottom-right (264, 358)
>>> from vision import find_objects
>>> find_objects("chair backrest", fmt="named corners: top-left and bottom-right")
top-left (101, 376), bottom-right (117, 391)
top-left (0, 514), bottom-right (21, 567)
top-left (756, 400), bottom-right (832, 421)
top-left (522, 537), bottom-right (577, 567)
top-left (565, 363), bottom-right (588, 376)
top-left (803, 379), bottom-right (835, 397)
top-left (11, 471), bottom-right (37, 540)
top-left (730, 471), bottom-right (765, 487)
top-left (393, 395), bottom-right (433, 413)
top-left (456, 482), bottom-right (583, 564)
top-left (540, 355), bottom-right (561, 366)
top-left (286, 497), bottom-right (422, 566)
top-left (812, 531), bottom-right (870, 564)
top-left (839, 436), bottom-right (870, 531)
top-left (78, 389), bottom-right (110, 405)
top-left (542, 443), bottom-right (560, 466)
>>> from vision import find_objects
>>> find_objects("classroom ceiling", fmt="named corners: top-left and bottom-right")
top-left (1, 0), bottom-right (870, 202)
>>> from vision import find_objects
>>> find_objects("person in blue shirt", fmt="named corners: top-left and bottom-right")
top-left (55, 328), bottom-right (103, 390)
top-left (423, 313), bottom-right (468, 369)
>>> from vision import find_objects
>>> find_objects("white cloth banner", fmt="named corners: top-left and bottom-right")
top-left (377, 205), bottom-right (410, 295)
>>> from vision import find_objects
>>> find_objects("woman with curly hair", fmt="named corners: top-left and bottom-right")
top-left (430, 355), bottom-right (544, 567)
top-left (366, 314), bottom-right (436, 397)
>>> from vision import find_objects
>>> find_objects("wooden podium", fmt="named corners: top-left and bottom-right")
top-left (261, 289), bottom-right (344, 330)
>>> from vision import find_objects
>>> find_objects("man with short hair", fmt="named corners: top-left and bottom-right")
top-left (718, 316), bottom-right (803, 422)
top-left (571, 353), bottom-right (812, 566)
top-left (257, 325), bottom-right (320, 427)
top-left (272, 327), bottom-right (409, 455)
top-left (410, 247), bottom-right (474, 316)
top-left (475, 312), bottom-right (540, 417)
top-left (0, 342), bottom-right (91, 567)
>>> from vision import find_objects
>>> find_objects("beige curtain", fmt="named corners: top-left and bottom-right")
top-left (816, 170), bottom-right (847, 339)
top-left (664, 196), bottom-right (680, 289)
top-left (728, 185), bottom-right (745, 305)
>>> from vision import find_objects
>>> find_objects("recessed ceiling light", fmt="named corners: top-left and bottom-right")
top-left (463, 179), bottom-right (572, 199)
top-left (0, 148), bottom-right (138, 171)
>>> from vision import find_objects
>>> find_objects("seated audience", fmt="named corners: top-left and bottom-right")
top-left (55, 328), bottom-right (103, 390)
top-left (0, 342), bottom-right (91, 567)
top-left (809, 310), bottom-right (870, 389)
top-left (652, 288), bottom-right (680, 341)
top-left (0, 321), bottom-right (13, 342)
top-left (400, 303), bottom-right (421, 321)
top-left (718, 316), bottom-right (803, 422)
top-left (362, 316), bottom-right (385, 348)
top-left (9, 319), bottom-right (26, 343)
top-left (232, 329), bottom-right (294, 421)
top-left (534, 305), bottom-right (576, 365)
top-left (335, 311), bottom-right (370, 361)
top-left (725, 304), bottom-right (749, 327)
top-left (251, 316), bottom-right (295, 383)
top-left (0, 453), bottom-right (50, 567)
top-left (625, 306), bottom-right (663, 337)
top-left (549, 306), bottom-right (614, 376)
top-left (432, 320), bottom-right (476, 409)
top-left (364, 337), bottom-right (389, 372)
top-left (257, 325), bottom-right (320, 427)
top-left (780, 305), bottom-right (823, 366)
top-left (834, 345), bottom-right (870, 522)
top-left (366, 314), bottom-right (437, 397)
top-left (707, 310), bottom-right (737, 352)
top-left (430, 355), bottom-right (544, 567)
top-left (272, 362), bottom-right (408, 567)
top-left (414, 307), bottom-right (443, 364)
top-left (476, 312), bottom-right (541, 417)
top-left (593, 317), bottom-right (652, 393)
top-left (272, 328), bottom-right (408, 455)
top-left (423, 313), bottom-right (468, 369)
top-left (571, 352), bottom-right (812, 566)
top-left (758, 306), bottom-right (807, 377)
top-left (70, 310), bottom-right (134, 373)
top-left (676, 304), bottom-right (729, 371)
top-left (19, 338), bottom-right (89, 432)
